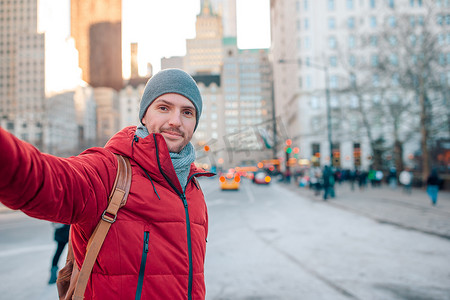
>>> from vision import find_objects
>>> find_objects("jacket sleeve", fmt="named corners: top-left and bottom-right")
top-left (0, 127), bottom-right (117, 225)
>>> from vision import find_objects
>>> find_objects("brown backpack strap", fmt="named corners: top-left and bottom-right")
top-left (72, 154), bottom-right (132, 300)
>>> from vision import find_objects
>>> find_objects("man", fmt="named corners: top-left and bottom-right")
top-left (0, 68), bottom-right (214, 299)
top-left (322, 165), bottom-right (335, 200)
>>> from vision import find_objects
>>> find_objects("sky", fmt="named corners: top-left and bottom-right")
top-left (39, 0), bottom-right (271, 91)
top-left (122, 0), bottom-right (271, 77)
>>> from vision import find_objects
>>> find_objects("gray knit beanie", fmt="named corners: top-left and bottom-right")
top-left (139, 68), bottom-right (202, 131)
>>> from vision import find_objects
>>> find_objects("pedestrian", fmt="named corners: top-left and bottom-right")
top-left (309, 167), bottom-right (322, 196)
top-left (48, 223), bottom-right (70, 284)
top-left (426, 168), bottom-right (441, 206)
top-left (399, 168), bottom-right (413, 194)
top-left (358, 170), bottom-right (368, 190)
top-left (387, 167), bottom-right (397, 189)
top-left (322, 165), bottom-right (335, 200)
top-left (368, 168), bottom-right (376, 187)
top-left (348, 168), bottom-right (357, 191)
top-left (374, 170), bottom-right (383, 187)
top-left (0, 69), bottom-right (214, 299)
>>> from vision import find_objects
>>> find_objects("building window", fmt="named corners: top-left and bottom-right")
top-left (304, 18), bottom-right (309, 29)
top-left (330, 75), bottom-right (339, 89)
top-left (306, 75), bottom-right (312, 89)
top-left (389, 35), bottom-right (397, 46)
top-left (370, 16), bottom-right (377, 28)
top-left (372, 74), bottom-right (380, 86)
top-left (329, 56), bottom-right (337, 67)
top-left (388, 0), bottom-right (395, 8)
top-left (305, 36), bottom-right (311, 49)
top-left (347, 0), bottom-right (354, 9)
top-left (410, 34), bottom-right (417, 46)
top-left (348, 17), bottom-right (355, 28)
top-left (370, 35), bottom-right (378, 46)
top-left (328, 17), bottom-right (336, 29)
top-left (371, 55), bottom-right (379, 66)
top-left (349, 35), bottom-right (356, 48)
top-left (328, 36), bottom-right (337, 49)
top-left (310, 96), bottom-right (319, 108)
top-left (392, 73), bottom-right (400, 86)
top-left (328, 0), bottom-right (335, 10)
top-left (304, 0), bottom-right (309, 10)
top-left (330, 95), bottom-right (339, 107)
top-left (349, 55), bottom-right (356, 67)
top-left (350, 73), bottom-right (357, 87)
top-left (370, 0), bottom-right (376, 8)
top-left (388, 16), bottom-right (396, 27)
top-left (418, 15), bottom-right (424, 25)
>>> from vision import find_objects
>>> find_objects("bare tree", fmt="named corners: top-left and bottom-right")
top-left (335, 1), bottom-right (450, 180)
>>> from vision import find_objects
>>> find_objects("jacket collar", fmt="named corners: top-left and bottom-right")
top-left (105, 126), bottom-right (214, 194)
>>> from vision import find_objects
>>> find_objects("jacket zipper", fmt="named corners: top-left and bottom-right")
top-left (152, 134), bottom-right (195, 300)
top-left (152, 134), bottom-right (215, 299)
top-left (135, 231), bottom-right (149, 300)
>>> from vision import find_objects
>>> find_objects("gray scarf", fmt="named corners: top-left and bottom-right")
top-left (136, 125), bottom-right (195, 191)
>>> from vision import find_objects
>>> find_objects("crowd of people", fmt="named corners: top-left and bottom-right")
top-left (290, 165), bottom-right (443, 205)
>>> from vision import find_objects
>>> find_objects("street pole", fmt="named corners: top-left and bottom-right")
top-left (278, 59), bottom-right (334, 167)
top-left (271, 80), bottom-right (277, 159)
top-left (323, 66), bottom-right (333, 166)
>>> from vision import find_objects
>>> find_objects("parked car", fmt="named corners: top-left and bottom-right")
top-left (253, 171), bottom-right (271, 185)
top-left (220, 172), bottom-right (241, 190)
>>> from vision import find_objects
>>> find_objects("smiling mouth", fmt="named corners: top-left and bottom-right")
top-left (162, 130), bottom-right (183, 138)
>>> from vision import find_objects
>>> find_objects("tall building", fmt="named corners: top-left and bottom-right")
top-left (94, 87), bottom-right (120, 146)
top-left (185, 0), bottom-right (224, 74)
top-left (271, 0), bottom-right (450, 170)
top-left (0, 0), bottom-right (45, 147)
top-left (221, 42), bottom-right (274, 166)
top-left (162, 0), bottom-right (275, 168)
top-left (210, 0), bottom-right (237, 38)
top-left (71, 0), bottom-right (123, 91)
top-left (119, 43), bottom-right (148, 130)
top-left (43, 91), bottom-right (79, 156)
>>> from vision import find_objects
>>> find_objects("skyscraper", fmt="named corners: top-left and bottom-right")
top-left (0, 0), bottom-right (45, 146)
top-left (71, 0), bottom-right (123, 91)
top-left (185, 0), bottom-right (224, 74)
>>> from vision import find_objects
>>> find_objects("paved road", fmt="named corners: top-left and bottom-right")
top-left (202, 178), bottom-right (450, 300)
top-left (286, 181), bottom-right (450, 240)
top-left (1, 178), bottom-right (450, 299)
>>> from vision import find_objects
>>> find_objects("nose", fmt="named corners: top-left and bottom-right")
top-left (168, 110), bottom-right (182, 127)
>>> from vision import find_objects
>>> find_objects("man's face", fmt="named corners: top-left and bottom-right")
top-left (142, 93), bottom-right (196, 153)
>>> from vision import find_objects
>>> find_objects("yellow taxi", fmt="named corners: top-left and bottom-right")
top-left (219, 172), bottom-right (241, 190)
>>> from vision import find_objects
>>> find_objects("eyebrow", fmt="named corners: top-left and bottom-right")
top-left (154, 99), bottom-right (195, 110)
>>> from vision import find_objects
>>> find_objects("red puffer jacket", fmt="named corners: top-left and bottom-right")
top-left (0, 126), bottom-right (214, 299)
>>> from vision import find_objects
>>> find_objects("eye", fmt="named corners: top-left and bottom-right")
top-left (183, 110), bottom-right (195, 117)
top-left (158, 105), bottom-right (169, 111)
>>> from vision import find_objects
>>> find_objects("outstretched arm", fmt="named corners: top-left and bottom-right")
top-left (0, 127), bottom-right (117, 225)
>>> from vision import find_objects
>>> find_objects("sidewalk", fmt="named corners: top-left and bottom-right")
top-left (285, 181), bottom-right (450, 240)
top-left (0, 204), bottom-right (15, 214)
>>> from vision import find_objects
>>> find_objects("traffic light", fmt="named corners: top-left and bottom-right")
top-left (285, 139), bottom-right (292, 146)
top-left (204, 145), bottom-right (210, 152)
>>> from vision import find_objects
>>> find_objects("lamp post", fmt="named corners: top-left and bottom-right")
top-left (271, 80), bottom-right (278, 160)
top-left (278, 59), bottom-right (333, 166)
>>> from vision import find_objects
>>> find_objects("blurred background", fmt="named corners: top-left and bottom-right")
top-left (0, 0), bottom-right (449, 186)
top-left (1, 1), bottom-right (450, 299)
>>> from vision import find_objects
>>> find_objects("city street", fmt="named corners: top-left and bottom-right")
top-left (1, 178), bottom-right (449, 300)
